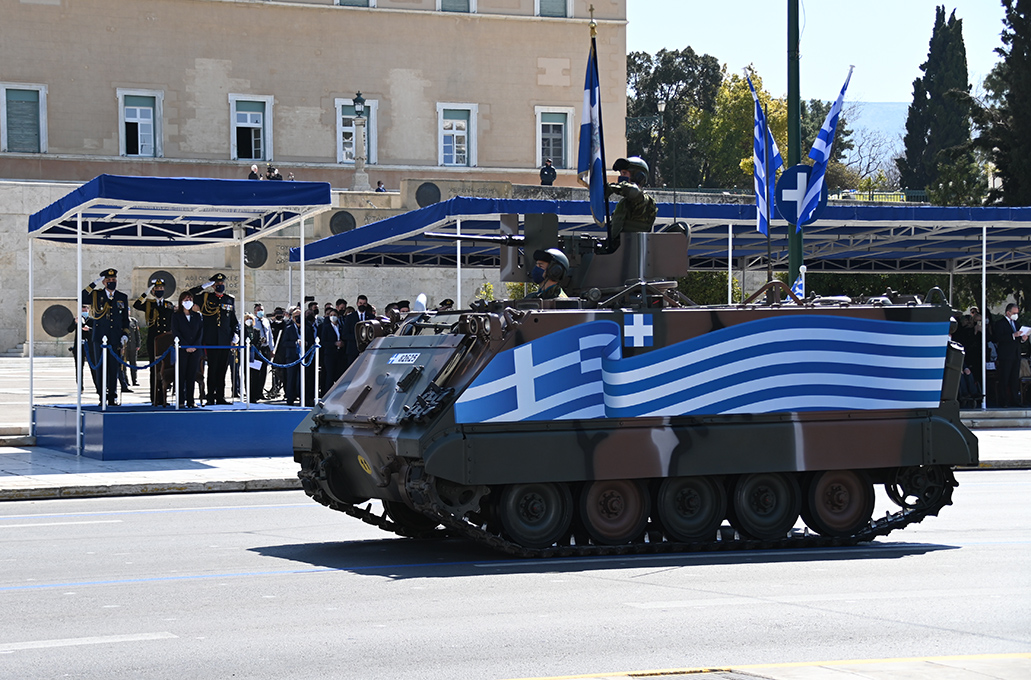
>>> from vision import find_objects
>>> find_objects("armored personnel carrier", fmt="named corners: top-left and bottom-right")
top-left (294, 228), bottom-right (977, 557)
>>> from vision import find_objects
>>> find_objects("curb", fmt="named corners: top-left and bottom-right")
top-left (0, 477), bottom-right (302, 501)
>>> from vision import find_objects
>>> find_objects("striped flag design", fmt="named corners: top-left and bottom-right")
top-left (576, 40), bottom-right (608, 228)
top-left (798, 67), bottom-right (854, 228)
top-left (746, 73), bottom-right (783, 236)
top-left (455, 316), bottom-right (948, 424)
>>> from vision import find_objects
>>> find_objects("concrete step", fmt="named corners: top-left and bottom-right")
top-left (0, 343), bottom-right (26, 358)
top-left (961, 409), bottom-right (1031, 429)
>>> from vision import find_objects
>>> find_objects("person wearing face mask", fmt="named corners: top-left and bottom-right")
top-left (279, 308), bottom-right (301, 406)
top-left (67, 304), bottom-right (92, 386)
top-left (187, 273), bottom-right (239, 405)
top-left (524, 249), bottom-right (569, 301)
top-left (318, 308), bottom-right (345, 396)
top-left (242, 313), bottom-right (266, 403)
top-left (171, 291), bottom-right (204, 408)
top-left (341, 295), bottom-right (370, 368)
top-left (82, 268), bottom-right (131, 406)
top-left (134, 277), bottom-right (175, 404)
top-left (994, 303), bottom-right (1029, 407)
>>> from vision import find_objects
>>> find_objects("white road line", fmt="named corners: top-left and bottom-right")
top-left (0, 632), bottom-right (177, 652)
top-left (0, 520), bottom-right (123, 529)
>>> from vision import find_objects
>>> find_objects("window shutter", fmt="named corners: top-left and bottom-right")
top-left (539, 0), bottom-right (567, 17)
top-left (5, 89), bottom-right (40, 153)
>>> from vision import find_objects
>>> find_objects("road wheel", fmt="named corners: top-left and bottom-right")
top-left (655, 476), bottom-right (727, 542)
top-left (729, 473), bottom-right (801, 540)
top-left (802, 470), bottom-right (875, 537)
top-left (498, 483), bottom-right (573, 549)
top-left (579, 479), bottom-right (650, 545)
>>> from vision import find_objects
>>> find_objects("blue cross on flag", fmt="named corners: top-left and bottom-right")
top-left (624, 314), bottom-right (653, 348)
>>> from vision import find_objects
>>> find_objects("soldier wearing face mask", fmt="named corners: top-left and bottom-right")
top-left (525, 249), bottom-right (569, 300)
top-left (82, 268), bottom-right (131, 406)
top-left (134, 277), bottom-right (175, 404)
top-left (187, 273), bottom-right (239, 405)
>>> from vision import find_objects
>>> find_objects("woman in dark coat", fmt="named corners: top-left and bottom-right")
top-left (171, 291), bottom-right (204, 408)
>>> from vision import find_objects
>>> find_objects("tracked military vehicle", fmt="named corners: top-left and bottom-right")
top-left (294, 226), bottom-right (977, 557)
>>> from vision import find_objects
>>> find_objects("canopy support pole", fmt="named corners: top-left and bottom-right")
top-left (300, 214), bottom-right (306, 408)
top-left (456, 217), bottom-right (462, 307)
top-left (76, 211), bottom-right (83, 456)
top-left (238, 225), bottom-right (246, 406)
top-left (727, 224), bottom-right (733, 305)
top-left (28, 236), bottom-right (35, 436)
top-left (981, 224), bottom-right (987, 411)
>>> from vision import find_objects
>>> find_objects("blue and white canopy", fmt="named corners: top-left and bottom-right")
top-left (29, 174), bottom-right (332, 247)
top-left (290, 196), bottom-right (1031, 273)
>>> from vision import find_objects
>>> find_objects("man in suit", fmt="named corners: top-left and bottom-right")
top-left (82, 268), bottom-right (131, 406)
top-left (341, 295), bottom-right (370, 370)
top-left (994, 303), bottom-right (1028, 407)
top-left (133, 277), bottom-right (175, 404)
top-left (280, 308), bottom-right (301, 406)
top-left (318, 308), bottom-right (345, 396)
top-left (188, 273), bottom-right (239, 405)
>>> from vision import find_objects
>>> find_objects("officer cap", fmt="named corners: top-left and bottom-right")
top-left (439, 298), bottom-right (454, 307)
top-left (101, 268), bottom-right (118, 278)
top-left (209, 273), bottom-right (227, 282)
top-left (150, 277), bottom-right (165, 286)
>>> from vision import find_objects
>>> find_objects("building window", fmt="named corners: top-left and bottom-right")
top-left (535, 106), bottom-right (574, 169)
top-left (335, 97), bottom-right (378, 164)
top-left (337, 0), bottom-right (375, 6)
top-left (117, 89), bottom-right (163, 157)
top-left (437, 103), bottom-right (478, 167)
top-left (1, 83), bottom-right (47, 153)
top-left (536, 0), bottom-right (571, 17)
top-left (438, 0), bottom-right (476, 12)
top-left (229, 94), bottom-right (274, 161)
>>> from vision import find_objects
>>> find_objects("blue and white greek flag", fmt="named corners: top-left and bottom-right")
top-left (746, 73), bottom-right (783, 236)
top-left (791, 274), bottom-right (805, 298)
top-left (455, 316), bottom-right (948, 423)
top-left (798, 67), bottom-right (854, 229)
top-left (577, 40), bottom-right (608, 227)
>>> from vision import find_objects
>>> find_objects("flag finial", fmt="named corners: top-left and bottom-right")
top-left (589, 5), bottom-right (596, 37)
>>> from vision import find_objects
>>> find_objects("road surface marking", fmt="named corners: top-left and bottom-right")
top-left (0, 632), bottom-right (177, 653)
top-left (0, 520), bottom-right (123, 529)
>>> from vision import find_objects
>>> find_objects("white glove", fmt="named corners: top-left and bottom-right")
top-left (201, 280), bottom-right (216, 290)
top-left (147, 284), bottom-right (155, 295)
top-left (121, 335), bottom-right (129, 346)
top-left (232, 334), bottom-right (239, 345)
top-left (92, 277), bottom-right (104, 288)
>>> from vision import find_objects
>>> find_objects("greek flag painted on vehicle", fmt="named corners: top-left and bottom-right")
top-left (454, 316), bottom-right (948, 423)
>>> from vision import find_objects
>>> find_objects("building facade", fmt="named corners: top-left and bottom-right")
top-left (1, 0), bottom-right (628, 188)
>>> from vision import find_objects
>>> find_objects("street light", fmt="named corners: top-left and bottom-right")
top-left (351, 90), bottom-right (371, 191)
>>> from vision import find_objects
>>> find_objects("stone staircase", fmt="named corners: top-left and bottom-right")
top-left (0, 343), bottom-right (26, 358)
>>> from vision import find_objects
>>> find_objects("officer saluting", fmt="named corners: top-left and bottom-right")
top-left (188, 273), bottom-right (239, 405)
top-left (82, 268), bottom-right (130, 406)
top-left (133, 277), bottom-right (175, 404)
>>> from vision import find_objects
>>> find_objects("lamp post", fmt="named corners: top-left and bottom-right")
top-left (351, 91), bottom-right (372, 192)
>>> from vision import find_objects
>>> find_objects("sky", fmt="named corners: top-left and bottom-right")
top-left (626, 0), bottom-right (1007, 103)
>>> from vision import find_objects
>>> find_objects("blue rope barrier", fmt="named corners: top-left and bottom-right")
top-left (254, 343), bottom-right (318, 369)
top-left (101, 343), bottom-right (175, 371)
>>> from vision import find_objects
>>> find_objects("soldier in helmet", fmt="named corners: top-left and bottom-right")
top-left (606, 156), bottom-right (657, 238)
top-left (82, 268), bottom-right (131, 406)
top-left (525, 248), bottom-right (569, 300)
top-left (188, 273), bottom-right (239, 405)
top-left (133, 277), bottom-right (175, 404)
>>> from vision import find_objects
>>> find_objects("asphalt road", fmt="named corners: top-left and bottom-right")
top-left (1, 471), bottom-right (1029, 680)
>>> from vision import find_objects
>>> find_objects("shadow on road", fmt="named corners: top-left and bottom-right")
top-left (251, 538), bottom-right (958, 580)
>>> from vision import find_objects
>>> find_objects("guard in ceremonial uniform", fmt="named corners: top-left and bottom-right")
top-left (133, 277), bottom-right (175, 404)
top-left (82, 268), bottom-right (131, 405)
top-left (188, 273), bottom-right (239, 405)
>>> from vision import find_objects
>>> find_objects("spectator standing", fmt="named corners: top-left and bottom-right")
top-left (375, 181), bottom-right (387, 192)
top-left (248, 164), bottom-right (260, 180)
top-left (994, 303), bottom-right (1029, 407)
top-left (318, 308), bottom-right (345, 395)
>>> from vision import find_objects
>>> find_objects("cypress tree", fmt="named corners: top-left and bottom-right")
top-left (976, 0), bottom-right (1031, 205)
top-left (896, 7), bottom-right (973, 196)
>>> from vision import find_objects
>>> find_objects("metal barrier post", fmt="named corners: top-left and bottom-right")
top-left (174, 338), bottom-right (180, 411)
top-left (244, 337), bottom-right (251, 411)
top-left (102, 335), bottom-right (108, 412)
top-left (314, 337), bottom-right (321, 403)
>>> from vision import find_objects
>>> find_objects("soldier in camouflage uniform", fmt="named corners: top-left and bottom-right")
top-left (606, 156), bottom-right (657, 238)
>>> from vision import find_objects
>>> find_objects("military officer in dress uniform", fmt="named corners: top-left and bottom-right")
top-left (188, 273), bottom-right (239, 405)
top-left (82, 268), bottom-right (131, 406)
top-left (133, 277), bottom-right (176, 404)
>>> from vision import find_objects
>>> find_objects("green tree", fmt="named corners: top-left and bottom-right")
top-left (696, 70), bottom-right (787, 189)
top-left (972, 0), bottom-right (1031, 205)
top-left (626, 47), bottom-right (723, 189)
top-left (896, 6), bottom-right (979, 202)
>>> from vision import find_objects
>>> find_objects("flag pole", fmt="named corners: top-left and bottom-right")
top-left (764, 102), bottom-right (773, 287)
